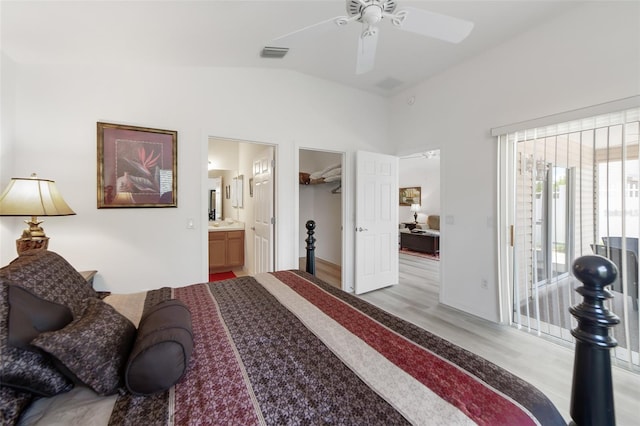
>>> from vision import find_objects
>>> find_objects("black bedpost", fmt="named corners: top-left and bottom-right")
top-left (569, 255), bottom-right (620, 426)
top-left (305, 220), bottom-right (316, 275)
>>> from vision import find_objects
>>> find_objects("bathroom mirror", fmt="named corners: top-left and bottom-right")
top-left (209, 177), bottom-right (222, 221)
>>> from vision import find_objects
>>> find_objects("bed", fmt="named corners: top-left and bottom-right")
top-left (1, 250), bottom-right (565, 425)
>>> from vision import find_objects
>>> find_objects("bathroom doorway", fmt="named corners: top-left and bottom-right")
top-left (208, 137), bottom-right (275, 275)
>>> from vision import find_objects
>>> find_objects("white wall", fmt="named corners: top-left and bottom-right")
top-left (208, 138), bottom-right (238, 172)
top-left (398, 155), bottom-right (440, 223)
top-left (3, 65), bottom-right (389, 293)
top-left (390, 2), bottom-right (640, 322)
top-left (0, 53), bottom-right (18, 259)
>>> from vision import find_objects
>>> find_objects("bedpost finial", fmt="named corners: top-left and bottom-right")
top-left (572, 254), bottom-right (617, 288)
top-left (305, 220), bottom-right (316, 275)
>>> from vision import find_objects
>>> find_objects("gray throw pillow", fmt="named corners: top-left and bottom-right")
top-left (31, 298), bottom-right (136, 396)
top-left (0, 284), bottom-right (72, 397)
top-left (7, 285), bottom-right (73, 350)
top-left (125, 299), bottom-right (193, 395)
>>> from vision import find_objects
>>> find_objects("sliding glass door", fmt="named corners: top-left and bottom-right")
top-left (498, 106), bottom-right (640, 372)
top-left (534, 165), bottom-right (573, 286)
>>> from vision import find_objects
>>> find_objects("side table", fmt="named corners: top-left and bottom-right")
top-left (80, 270), bottom-right (111, 298)
top-left (79, 270), bottom-right (98, 288)
top-left (399, 231), bottom-right (439, 255)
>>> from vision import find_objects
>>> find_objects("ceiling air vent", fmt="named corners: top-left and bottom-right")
top-left (261, 46), bottom-right (289, 58)
top-left (376, 77), bottom-right (403, 90)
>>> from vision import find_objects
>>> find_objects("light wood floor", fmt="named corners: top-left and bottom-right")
top-left (311, 253), bottom-right (639, 425)
top-left (298, 257), bottom-right (341, 288)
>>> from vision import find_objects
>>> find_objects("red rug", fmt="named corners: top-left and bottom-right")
top-left (209, 271), bottom-right (237, 282)
top-left (399, 248), bottom-right (440, 260)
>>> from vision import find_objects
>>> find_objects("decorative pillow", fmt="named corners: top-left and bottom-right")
top-left (31, 298), bottom-right (136, 396)
top-left (427, 215), bottom-right (440, 231)
top-left (0, 386), bottom-right (33, 425)
top-left (0, 250), bottom-right (98, 396)
top-left (0, 285), bottom-right (72, 397)
top-left (1, 250), bottom-right (97, 316)
top-left (125, 299), bottom-right (193, 395)
top-left (7, 285), bottom-right (73, 350)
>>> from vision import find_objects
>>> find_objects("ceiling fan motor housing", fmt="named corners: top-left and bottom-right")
top-left (347, 0), bottom-right (397, 20)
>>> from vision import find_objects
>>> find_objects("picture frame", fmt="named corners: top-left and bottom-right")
top-left (97, 122), bottom-right (177, 208)
top-left (399, 187), bottom-right (421, 206)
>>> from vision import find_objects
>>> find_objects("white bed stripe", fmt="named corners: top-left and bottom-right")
top-left (254, 273), bottom-right (474, 425)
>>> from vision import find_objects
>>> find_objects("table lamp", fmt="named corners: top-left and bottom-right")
top-left (410, 203), bottom-right (421, 223)
top-left (0, 173), bottom-right (76, 254)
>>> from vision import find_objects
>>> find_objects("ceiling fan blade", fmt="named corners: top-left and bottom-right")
top-left (273, 16), bottom-right (352, 47)
top-left (356, 28), bottom-right (379, 75)
top-left (392, 7), bottom-right (473, 43)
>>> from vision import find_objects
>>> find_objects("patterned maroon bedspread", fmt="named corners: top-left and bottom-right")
top-left (108, 270), bottom-right (565, 425)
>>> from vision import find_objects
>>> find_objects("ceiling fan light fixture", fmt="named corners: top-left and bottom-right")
top-left (361, 5), bottom-right (383, 25)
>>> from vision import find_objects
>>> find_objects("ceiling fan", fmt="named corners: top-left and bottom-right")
top-left (271, 0), bottom-right (474, 75)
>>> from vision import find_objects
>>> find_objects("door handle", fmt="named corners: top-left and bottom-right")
top-left (356, 227), bottom-right (368, 232)
top-left (251, 226), bottom-right (256, 231)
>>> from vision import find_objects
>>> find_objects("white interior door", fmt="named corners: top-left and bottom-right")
top-left (354, 151), bottom-right (399, 294)
top-left (253, 147), bottom-right (274, 273)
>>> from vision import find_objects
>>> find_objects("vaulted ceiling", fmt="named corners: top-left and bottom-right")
top-left (1, 1), bottom-right (583, 96)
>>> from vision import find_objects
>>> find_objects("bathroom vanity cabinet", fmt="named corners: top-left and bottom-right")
top-left (209, 230), bottom-right (244, 272)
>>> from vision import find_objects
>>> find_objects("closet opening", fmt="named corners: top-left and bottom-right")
top-left (298, 149), bottom-right (343, 289)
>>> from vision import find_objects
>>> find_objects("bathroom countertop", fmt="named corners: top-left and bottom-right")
top-left (208, 221), bottom-right (245, 232)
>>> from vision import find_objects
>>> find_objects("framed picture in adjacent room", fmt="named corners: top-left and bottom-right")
top-left (399, 187), bottom-right (421, 206)
top-left (97, 122), bottom-right (177, 208)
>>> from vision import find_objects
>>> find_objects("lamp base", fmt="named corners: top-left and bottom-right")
top-left (16, 237), bottom-right (49, 254)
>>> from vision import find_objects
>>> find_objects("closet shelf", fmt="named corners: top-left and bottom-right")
top-left (299, 164), bottom-right (342, 186)
top-left (299, 176), bottom-right (341, 187)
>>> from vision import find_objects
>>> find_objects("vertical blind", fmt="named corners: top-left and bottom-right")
top-left (501, 106), bottom-right (640, 372)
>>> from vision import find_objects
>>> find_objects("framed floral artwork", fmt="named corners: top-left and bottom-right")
top-left (399, 187), bottom-right (421, 206)
top-left (97, 122), bottom-right (177, 208)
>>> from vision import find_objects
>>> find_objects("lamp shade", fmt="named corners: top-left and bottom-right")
top-left (0, 175), bottom-right (75, 217)
top-left (410, 203), bottom-right (421, 212)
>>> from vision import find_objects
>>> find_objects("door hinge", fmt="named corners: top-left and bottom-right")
top-left (271, 217), bottom-right (275, 225)
top-left (271, 159), bottom-right (275, 170)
